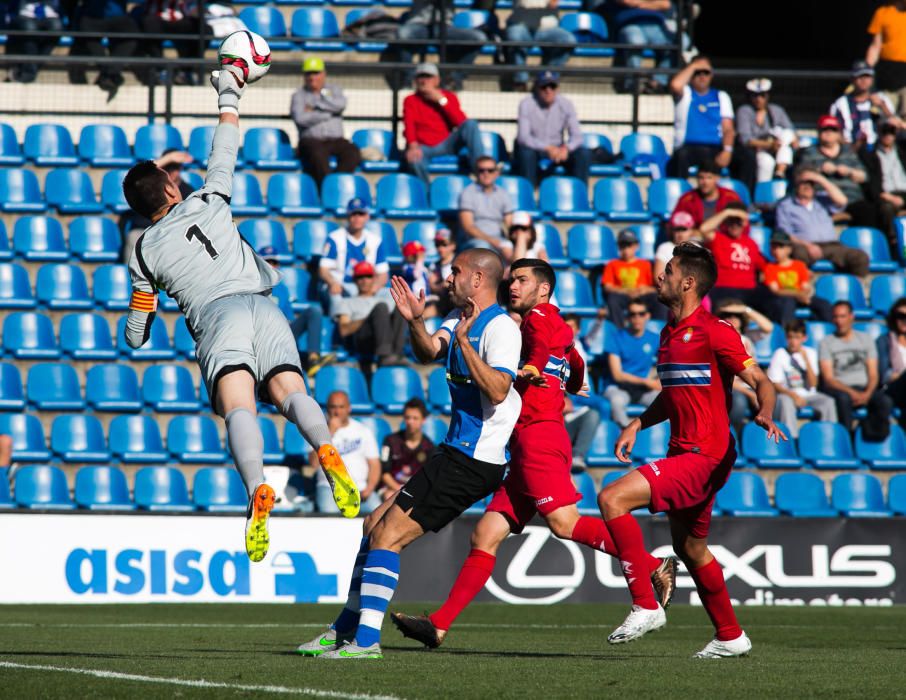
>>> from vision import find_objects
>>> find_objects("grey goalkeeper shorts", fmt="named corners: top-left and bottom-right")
top-left (195, 293), bottom-right (302, 409)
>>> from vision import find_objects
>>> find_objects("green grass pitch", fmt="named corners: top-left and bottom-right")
top-left (0, 603), bottom-right (901, 698)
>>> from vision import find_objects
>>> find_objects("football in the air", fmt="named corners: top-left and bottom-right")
top-left (218, 30), bottom-right (271, 84)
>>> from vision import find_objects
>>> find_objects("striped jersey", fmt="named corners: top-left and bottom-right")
top-left (657, 306), bottom-right (755, 459)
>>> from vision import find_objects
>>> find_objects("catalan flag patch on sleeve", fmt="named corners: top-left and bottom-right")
top-left (129, 289), bottom-right (158, 313)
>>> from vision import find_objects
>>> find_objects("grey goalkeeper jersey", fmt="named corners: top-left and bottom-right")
top-left (125, 122), bottom-right (280, 347)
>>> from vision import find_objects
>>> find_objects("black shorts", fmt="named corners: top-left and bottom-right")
top-left (394, 444), bottom-right (507, 533)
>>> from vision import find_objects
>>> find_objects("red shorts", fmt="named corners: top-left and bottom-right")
top-left (486, 422), bottom-right (580, 533)
top-left (636, 443), bottom-right (736, 540)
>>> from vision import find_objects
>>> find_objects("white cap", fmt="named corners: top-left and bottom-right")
top-left (511, 211), bottom-right (532, 228)
top-left (746, 78), bottom-right (772, 94)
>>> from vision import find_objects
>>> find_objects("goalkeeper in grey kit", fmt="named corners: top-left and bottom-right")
top-left (121, 62), bottom-right (361, 562)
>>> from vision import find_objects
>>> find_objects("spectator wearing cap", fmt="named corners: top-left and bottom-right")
top-left (762, 231), bottom-right (833, 323)
top-left (402, 240), bottom-right (430, 299)
top-left (670, 160), bottom-right (743, 228)
top-left (862, 118), bottom-right (906, 254)
top-left (830, 61), bottom-right (902, 148)
top-left (667, 56), bottom-right (756, 194)
top-left (332, 261), bottom-right (407, 368)
top-left (457, 155), bottom-right (514, 253)
top-left (653, 210), bottom-right (701, 279)
top-left (775, 166), bottom-right (869, 277)
top-left (403, 62), bottom-right (485, 185)
top-left (514, 71), bottom-right (591, 186)
top-left (508, 211), bottom-right (548, 262)
top-left (736, 78), bottom-right (798, 183)
top-left (866, 0), bottom-right (906, 116)
top-left (429, 227), bottom-right (456, 315)
top-left (601, 229), bottom-right (663, 326)
top-left (319, 198), bottom-right (389, 299)
top-left (504, 0), bottom-right (576, 92)
top-left (290, 57), bottom-right (361, 188)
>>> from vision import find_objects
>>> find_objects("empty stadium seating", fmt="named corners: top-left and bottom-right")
top-left (15, 465), bottom-right (77, 509)
top-left (372, 366), bottom-right (425, 414)
top-left (237, 219), bottom-right (293, 263)
top-left (774, 473), bottom-right (837, 517)
top-left (831, 474), bottom-right (891, 518)
top-left (109, 414), bottom-right (169, 463)
top-left (267, 172), bottom-right (321, 217)
top-left (716, 472), bottom-right (779, 517)
top-left (51, 415), bottom-right (110, 463)
top-left (86, 365), bottom-right (143, 412)
top-left (167, 415), bottom-right (227, 463)
top-left (78, 125), bottom-right (133, 167)
top-left (322, 173), bottom-right (372, 215)
top-left (193, 467), bottom-right (247, 512)
top-left (244, 127), bottom-right (299, 170)
top-left (69, 216), bottom-right (121, 262)
top-left (74, 465), bottom-right (135, 510)
top-left (134, 466), bottom-right (195, 511)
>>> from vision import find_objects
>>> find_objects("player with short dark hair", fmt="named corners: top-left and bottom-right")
top-left (122, 63), bottom-right (361, 563)
top-left (598, 241), bottom-right (785, 657)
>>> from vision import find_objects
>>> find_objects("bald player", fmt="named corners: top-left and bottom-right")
top-left (296, 248), bottom-right (523, 660)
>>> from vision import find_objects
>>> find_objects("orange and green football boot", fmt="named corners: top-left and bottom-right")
top-left (318, 444), bottom-right (360, 518)
top-left (245, 483), bottom-right (276, 562)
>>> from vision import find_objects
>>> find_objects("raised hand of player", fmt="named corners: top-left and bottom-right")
top-left (210, 68), bottom-right (245, 114)
top-left (455, 298), bottom-right (480, 344)
top-left (390, 275), bottom-right (426, 322)
top-left (754, 412), bottom-right (787, 444)
top-left (614, 421), bottom-right (640, 464)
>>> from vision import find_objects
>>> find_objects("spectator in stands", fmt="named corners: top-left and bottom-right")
top-left (762, 231), bottom-right (833, 323)
top-left (602, 229), bottom-right (662, 325)
top-left (68, 0), bottom-right (139, 99)
top-left (457, 156), bottom-right (514, 253)
top-left (598, 0), bottom-right (677, 94)
top-left (820, 301), bottom-right (893, 440)
top-left (7, 0), bottom-right (64, 83)
top-left (666, 56), bottom-right (755, 194)
top-left (403, 62), bottom-right (485, 185)
top-left (332, 261), bottom-right (407, 368)
top-left (508, 211), bottom-right (548, 262)
top-left (671, 160), bottom-right (739, 227)
top-left (830, 61), bottom-right (902, 148)
top-left (319, 198), bottom-right (389, 299)
top-left (0, 434), bottom-right (11, 470)
top-left (862, 119), bottom-right (906, 255)
top-left (866, 0), bottom-right (906, 117)
top-left (139, 0), bottom-right (210, 85)
top-left (653, 211), bottom-right (701, 279)
top-left (878, 297), bottom-right (906, 429)
top-left (402, 241), bottom-right (430, 301)
top-left (774, 166), bottom-right (870, 277)
top-left (602, 299), bottom-right (660, 426)
top-left (290, 57), bottom-right (361, 189)
top-left (767, 319), bottom-right (838, 438)
top-left (563, 394), bottom-right (600, 471)
top-left (312, 390), bottom-right (382, 514)
top-left (504, 0), bottom-right (576, 92)
top-left (380, 397), bottom-right (434, 500)
top-left (514, 71), bottom-right (591, 186)
top-left (736, 78), bottom-right (798, 184)
top-left (429, 227), bottom-right (456, 315)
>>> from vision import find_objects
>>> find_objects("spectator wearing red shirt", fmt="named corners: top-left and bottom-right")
top-left (671, 161), bottom-right (744, 231)
top-left (403, 63), bottom-right (485, 185)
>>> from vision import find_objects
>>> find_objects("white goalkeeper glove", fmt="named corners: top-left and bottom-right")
top-left (210, 67), bottom-right (245, 115)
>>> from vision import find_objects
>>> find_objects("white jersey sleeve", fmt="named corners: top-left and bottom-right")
top-left (480, 314), bottom-right (521, 379)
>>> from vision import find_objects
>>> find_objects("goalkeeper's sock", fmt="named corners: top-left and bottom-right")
top-left (355, 549), bottom-right (399, 648)
top-left (331, 537), bottom-right (368, 636)
top-left (689, 558), bottom-right (742, 641)
top-left (429, 549), bottom-right (496, 632)
top-left (605, 513), bottom-right (658, 610)
top-left (224, 408), bottom-right (264, 497)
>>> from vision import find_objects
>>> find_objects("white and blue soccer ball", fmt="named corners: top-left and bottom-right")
top-left (218, 30), bottom-right (272, 85)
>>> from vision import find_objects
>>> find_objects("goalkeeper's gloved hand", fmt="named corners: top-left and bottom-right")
top-left (210, 67), bottom-right (245, 115)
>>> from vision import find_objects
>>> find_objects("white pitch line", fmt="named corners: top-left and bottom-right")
top-left (0, 661), bottom-right (403, 700)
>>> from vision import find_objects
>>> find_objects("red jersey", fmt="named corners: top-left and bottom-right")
top-left (515, 303), bottom-right (585, 429)
top-left (402, 91), bottom-right (467, 147)
top-left (656, 306), bottom-right (755, 459)
top-left (706, 231), bottom-right (765, 289)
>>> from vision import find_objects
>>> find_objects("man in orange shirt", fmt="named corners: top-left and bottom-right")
top-left (867, 0), bottom-right (906, 116)
top-left (601, 229), bottom-right (665, 326)
top-left (762, 230), bottom-right (832, 323)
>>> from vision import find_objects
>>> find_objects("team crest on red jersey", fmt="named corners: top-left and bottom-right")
top-left (682, 327), bottom-right (693, 343)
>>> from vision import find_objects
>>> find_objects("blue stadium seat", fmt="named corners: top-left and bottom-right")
top-left (182, 170), bottom-right (204, 192)
top-left (0, 362), bottom-right (25, 411)
top-left (86, 365), bottom-right (142, 412)
top-left (567, 223), bottom-right (617, 268)
top-left (313, 365), bottom-right (374, 413)
top-left (0, 220), bottom-right (10, 261)
top-left (420, 416), bottom-right (448, 445)
top-left (93, 264), bottom-right (130, 310)
top-left (134, 124), bottom-right (184, 161)
top-left (741, 421), bottom-right (801, 468)
top-left (497, 175), bottom-right (539, 217)
top-left (167, 415), bottom-right (227, 463)
top-left (142, 365), bottom-right (202, 412)
top-left (559, 12), bottom-right (613, 56)
top-left (2, 312), bottom-right (60, 359)
top-left (716, 472), bottom-right (779, 516)
top-left (402, 221), bottom-right (441, 262)
top-left (187, 125), bottom-right (217, 168)
top-left (15, 465), bottom-right (76, 509)
top-left (109, 414), bottom-right (168, 462)
top-left (717, 178), bottom-right (752, 208)
top-left (226, 172), bottom-right (267, 216)
top-left (60, 313), bottom-right (117, 360)
top-left (753, 179), bottom-right (787, 208)
top-left (480, 131), bottom-right (509, 170)
top-left (854, 425), bottom-right (906, 470)
top-left (172, 316), bottom-right (196, 359)
top-left (619, 133), bottom-right (669, 177)
top-left (69, 216), bottom-right (120, 262)
top-left (586, 420), bottom-right (622, 467)
top-left (593, 179), bottom-right (649, 222)
top-left (747, 224), bottom-right (773, 262)
top-left (134, 466), bottom-right (195, 512)
top-left (0, 122), bottom-right (24, 165)
top-left (372, 366), bottom-right (425, 414)
top-left (267, 172), bottom-right (321, 217)
top-left (0, 263), bottom-right (35, 308)
top-left (803, 321), bottom-right (834, 351)
top-left (0, 468), bottom-right (11, 508)
top-left (625, 223), bottom-right (658, 260)
top-left (0, 168), bottom-right (45, 212)
top-left (284, 418), bottom-right (320, 463)
top-left (430, 175), bottom-right (471, 216)
top-left (633, 422), bottom-right (670, 463)
top-left (101, 169), bottom-right (129, 213)
top-left (13, 216), bottom-right (67, 261)
top-left (889, 474), bottom-right (906, 515)
top-left (24, 124), bottom-right (79, 166)
top-left (352, 129), bottom-right (401, 172)
top-left (158, 288), bottom-right (180, 312)
top-left (574, 471), bottom-right (599, 514)
top-left (540, 176), bottom-right (594, 221)
top-left (814, 274), bottom-right (871, 318)
top-left (427, 366), bottom-right (451, 414)
top-left (293, 219), bottom-right (338, 260)
top-left (774, 472), bottom-right (836, 517)
top-left (870, 274), bottom-right (906, 317)
top-left (278, 267), bottom-right (313, 311)
top-left (237, 219), bottom-right (292, 263)
top-left (840, 226), bottom-right (897, 273)
top-left (855, 320), bottom-right (885, 343)
top-left (365, 221), bottom-right (402, 265)
top-left (376, 174), bottom-right (434, 219)
top-left (0, 413), bottom-right (50, 461)
top-left (555, 271), bottom-right (598, 316)
top-left (193, 467), bottom-right (247, 512)
top-left (237, 7), bottom-right (292, 49)
top-left (647, 178), bottom-right (691, 219)
top-left (537, 223), bottom-right (568, 268)
top-left (831, 473), bottom-right (892, 517)
top-left (51, 415), bottom-right (110, 462)
top-left (291, 8), bottom-right (343, 50)
top-left (116, 316), bottom-right (175, 360)
top-left (27, 363), bottom-right (84, 410)
top-left (35, 264), bottom-right (92, 310)
top-left (243, 127), bottom-right (298, 170)
top-left (582, 133), bottom-right (621, 177)
top-left (798, 421), bottom-right (862, 470)
top-left (78, 124), bottom-right (133, 167)
top-left (321, 173), bottom-right (372, 216)
top-left (255, 416), bottom-right (284, 464)
top-left (75, 466), bottom-right (135, 511)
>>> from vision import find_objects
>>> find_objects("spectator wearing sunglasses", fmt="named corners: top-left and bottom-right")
top-left (602, 299), bottom-right (660, 427)
top-left (457, 156), bottom-right (514, 254)
top-left (429, 227), bottom-right (456, 316)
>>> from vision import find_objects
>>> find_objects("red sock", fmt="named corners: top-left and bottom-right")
top-left (690, 558), bottom-right (742, 641)
top-left (572, 516), bottom-right (663, 572)
top-left (605, 513), bottom-right (658, 610)
top-left (429, 549), bottom-right (496, 631)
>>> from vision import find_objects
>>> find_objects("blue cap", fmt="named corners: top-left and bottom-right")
top-left (257, 245), bottom-right (278, 258)
top-left (347, 197), bottom-right (369, 214)
top-left (535, 70), bottom-right (559, 87)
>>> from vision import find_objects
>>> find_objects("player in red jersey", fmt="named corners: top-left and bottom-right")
top-left (599, 241), bottom-right (785, 658)
top-left (390, 259), bottom-right (677, 648)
